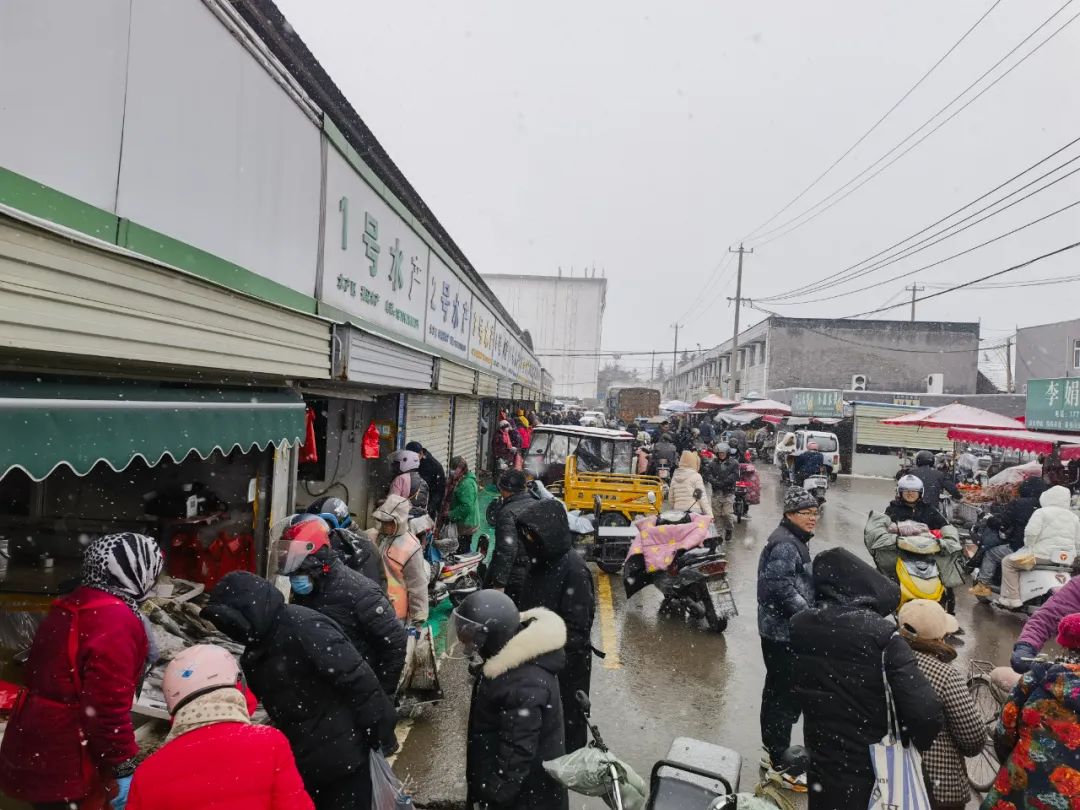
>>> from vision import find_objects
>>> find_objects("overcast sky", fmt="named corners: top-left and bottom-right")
top-left (278, 0), bottom-right (1080, 377)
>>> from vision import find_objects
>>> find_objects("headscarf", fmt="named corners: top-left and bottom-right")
top-left (82, 533), bottom-right (163, 615)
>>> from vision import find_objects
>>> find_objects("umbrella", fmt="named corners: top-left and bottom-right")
top-left (694, 394), bottom-right (738, 410)
top-left (660, 399), bottom-right (693, 413)
top-left (730, 399), bottom-right (792, 416)
top-left (881, 403), bottom-right (1024, 431)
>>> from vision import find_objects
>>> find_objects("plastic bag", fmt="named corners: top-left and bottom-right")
top-left (439, 523), bottom-right (458, 542)
top-left (362, 422), bottom-right (381, 460)
top-left (370, 750), bottom-right (410, 809)
top-left (544, 746), bottom-right (647, 810)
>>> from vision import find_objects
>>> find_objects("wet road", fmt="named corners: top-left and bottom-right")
top-left (395, 467), bottom-right (1026, 808)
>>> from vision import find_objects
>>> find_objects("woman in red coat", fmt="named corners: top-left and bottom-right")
top-left (126, 644), bottom-right (313, 810)
top-left (0, 533), bottom-right (163, 809)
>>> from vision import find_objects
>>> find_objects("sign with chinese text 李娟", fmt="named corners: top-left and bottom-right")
top-left (1026, 378), bottom-right (1080, 432)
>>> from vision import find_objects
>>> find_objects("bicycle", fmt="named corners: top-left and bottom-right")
top-left (965, 659), bottom-right (1007, 794)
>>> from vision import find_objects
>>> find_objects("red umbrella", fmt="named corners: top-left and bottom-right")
top-left (730, 399), bottom-right (792, 416)
top-left (694, 394), bottom-right (738, 410)
top-left (880, 403), bottom-right (1024, 431)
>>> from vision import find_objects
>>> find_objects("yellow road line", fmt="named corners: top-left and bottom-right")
top-left (595, 572), bottom-right (622, 670)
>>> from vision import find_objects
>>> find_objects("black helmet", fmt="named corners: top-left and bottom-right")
top-left (449, 589), bottom-right (520, 660)
top-left (307, 496), bottom-right (351, 530)
top-left (915, 450), bottom-right (935, 468)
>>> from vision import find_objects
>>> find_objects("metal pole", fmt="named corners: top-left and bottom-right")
top-left (1005, 335), bottom-right (1014, 393)
top-left (671, 323), bottom-right (681, 397)
top-left (728, 244), bottom-right (752, 399)
top-left (905, 283), bottom-right (925, 322)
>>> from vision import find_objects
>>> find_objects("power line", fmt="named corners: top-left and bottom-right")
top-left (924, 273), bottom-right (1080, 289)
top-left (760, 135), bottom-right (1080, 303)
top-left (841, 240), bottom-right (1080, 318)
top-left (746, 0), bottom-right (1080, 249)
top-left (738, 0), bottom-right (1005, 244)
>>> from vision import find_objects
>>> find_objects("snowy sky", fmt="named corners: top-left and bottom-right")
top-left (276, 0), bottom-right (1080, 377)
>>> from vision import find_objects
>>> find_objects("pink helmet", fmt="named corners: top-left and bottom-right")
top-left (390, 449), bottom-right (421, 473)
top-left (163, 644), bottom-right (241, 713)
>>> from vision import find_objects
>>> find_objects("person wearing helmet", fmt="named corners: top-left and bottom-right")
top-left (704, 443), bottom-right (741, 539)
top-left (306, 496), bottom-right (386, 591)
top-left (792, 441), bottom-right (826, 486)
top-left (516, 500), bottom-right (596, 753)
top-left (650, 432), bottom-right (679, 477)
top-left (366, 494), bottom-right (429, 625)
top-left (125, 645), bottom-right (314, 809)
top-left (0, 534), bottom-right (163, 810)
top-left (452, 590), bottom-right (568, 810)
top-left (493, 419), bottom-right (519, 470)
top-left (895, 449), bottom-right (961, 510)
top-left (886, 475), bottom-right (948, 530)
top-left (281, 516), bottom-right (407, 696)
top-left (388, 449), bottom-right (430, 513)
top-left (203, 572), bottom-right (396, 809)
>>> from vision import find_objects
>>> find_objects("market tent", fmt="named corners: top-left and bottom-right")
top-left (730, 399), bottom-right (792, 416)
top-left (881, 403), bottom-right (1024, 431)
top-left (0, 378), bottom-right (307, 481)
top-left (946, 426), bottom-right (1080, 461)
top-left (694, 394), bottom-right (738, 410)
top-left (716, 411), bottom-right (759, 425)
top-left (660, 400), bottom-right (693, 413)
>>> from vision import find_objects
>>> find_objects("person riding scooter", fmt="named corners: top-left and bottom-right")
top-left (896, 450), bottom-right (961, 509)
top-left (649, 433), bottom-right (679, 480)
top-left (792, 441), bottom-right (826, 487)
top-left (704, 443), bottom-right (740, 539)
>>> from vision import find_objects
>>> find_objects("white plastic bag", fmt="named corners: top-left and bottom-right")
top-left (868, 648), bottom-right (932, 810)
top-left (370, 750), bottom-right (410, 810)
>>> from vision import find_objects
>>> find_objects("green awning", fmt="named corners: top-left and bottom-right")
top-left (0, 378), bottom-right (306, 481)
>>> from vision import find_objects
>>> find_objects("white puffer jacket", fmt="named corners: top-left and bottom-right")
top-left (1023, 485), bottom-right (1080, 560)
top-left (668, 468), bottom-right (713, 517)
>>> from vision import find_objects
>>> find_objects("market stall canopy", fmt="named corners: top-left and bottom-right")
top-left (0, 378), bottom-right (307, 481)
top-left (730, 399), bottom-right (792, 416)
top-left (946, 426), bottom-right (1080, 461)
top-left (660, 400), bottom-right (693, 413)
top-left (880, 403), bottom-right (1024, 431)
top-left (716, 411), bottom-right (760, 425)
top-left (694, 394), bottom-right (738, 410)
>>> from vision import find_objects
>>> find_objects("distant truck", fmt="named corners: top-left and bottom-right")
top-left (606, 387), bottom-right (661, 425)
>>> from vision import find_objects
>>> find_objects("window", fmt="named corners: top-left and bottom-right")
top-left (1074, 339), bottom-right (1080, 369)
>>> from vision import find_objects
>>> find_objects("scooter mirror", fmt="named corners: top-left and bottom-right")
top-left (647, 491), bottom-right (656, 504)
top-left (693, 488), bottom-right (704, 501)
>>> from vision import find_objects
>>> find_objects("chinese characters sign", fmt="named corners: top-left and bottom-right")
top-left (790, 389), bottom-right (844, 418)
top-left (1027, 378), bottom-right (1080, 431)
top-left (424, 255), bottom-right (471, 360)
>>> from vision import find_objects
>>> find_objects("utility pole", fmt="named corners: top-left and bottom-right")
top-left (727, 244), bottom-right (753, 400)
top-left (671, 323), bottom-right (681, 397)
top-left (1005, 335), bottom-right (1014, 393)
top-left (905, 283), bottom-right (925, 322)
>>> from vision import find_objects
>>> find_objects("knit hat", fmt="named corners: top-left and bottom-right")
top-left (898, 598), bottom-right (960, 640)
top-left (1057, 613), bottom-right (1080, 650)
top-left (783, 487), bottom-right (819, 514)
top-left (678, 450), bottom-right (700, 471)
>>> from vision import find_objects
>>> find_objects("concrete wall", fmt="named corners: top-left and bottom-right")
top-left (483, 275), bottom-right (606, 400)
top-left (767, 318), bottom-right (979, 395)
top-left (1016, 318), bottom-right (1080, 389)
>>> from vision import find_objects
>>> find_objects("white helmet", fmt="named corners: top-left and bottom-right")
top-left (390, 449), bottom-right (421, 473)
top-left (897, 474), bottom-right (924, 496)
top-left (163, 644), bottom-right (241, 713)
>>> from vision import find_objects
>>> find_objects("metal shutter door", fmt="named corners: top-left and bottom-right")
top-left (854, 404), bottom-right (951, 450)
top-left (477, 373), bottom-right (498, 397)
top-left (434, 359), bottom-right (476, 394)
top-left (497, 379), bottom-right (513, 399)
top-left (405, 393), bottom-right (452, 464)
top-left (341, 328), bottom-right (433, 389)
top-left (451, 397), bottom-right (480, 472)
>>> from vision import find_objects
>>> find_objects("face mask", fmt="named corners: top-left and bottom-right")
top-left (289, 574), bottom-right (314, 596)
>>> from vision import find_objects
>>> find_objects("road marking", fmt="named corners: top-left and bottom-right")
top-left (595, 572), bottom-right (622, 670)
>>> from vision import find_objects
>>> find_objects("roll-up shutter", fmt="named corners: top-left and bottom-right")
top-left (406, 393), bottom-right (452, 464)
top-left (334, 326), bottom-right (433, 390)
top-left (0, 212), bottom-right (331, 378)
top-left (854, 403), bottom-right (950, 451)
top-left (511, 384), bottom-right (523, 400)
top-left (497, 379), bottom-right (513, 399)
top-left (434, 358), bottom-right (476, 395)
top-left (451, 397), bottom-right (480, 472)
top-left (477, 373), bottom-right (498, 397)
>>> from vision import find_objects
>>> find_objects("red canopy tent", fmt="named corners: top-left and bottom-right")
top-left (694, 394), bottom-right (738, 410)
top-left (730, 399), bottom-right (792, 416)
top-left (880, 403), bottom-right (1025, 431)
top-left (946, 426), bottom-right (1080, 461)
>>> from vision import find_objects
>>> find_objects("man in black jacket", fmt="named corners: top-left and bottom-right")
top-left (486, 469), bottom-right (537, 602)
top-left (705, 443), bottom-right (741, 540)
top-left (455, 590), bottom-right (568, 810)
top-left (405, 441), bottom-right (446, 518)
top-left (289, 544), bottom-right (407, 695)
top-left (650, 433), bottom-right (679, 478)
top-left (895, 450), bottom-right (960, 509)
top-left (516, 499), bottom-right (596, 752)
top-left (790, 549), bottom-right (943, 810)
top-left (202, 572), bottom-right (397, 810)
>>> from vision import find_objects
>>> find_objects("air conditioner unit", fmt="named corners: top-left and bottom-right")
top-left (926, 373), bottom-right (944, 394)
top-left (851, 373), bottom-right (869, 391)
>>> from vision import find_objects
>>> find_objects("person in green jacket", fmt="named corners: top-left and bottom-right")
top-left (447, 456), bottom-right (480, 554)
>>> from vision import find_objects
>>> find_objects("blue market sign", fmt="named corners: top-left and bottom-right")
top-left (1026, 377), bottom-right (1080, 431)
top-left (790, 389), bottom-right (844, 418)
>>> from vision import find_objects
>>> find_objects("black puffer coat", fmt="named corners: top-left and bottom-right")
top-left (467, 608), bottom-right (569, 810)
top-left (790, 549), bottom-right (943, 810)
top-left (756, 519), bottom-right (813, 643)
top-left (328, 526), bottom-right (387, 591)
top-left (418, 454), bottom-right (446, 517)
top-left (293, 548), bottom-right (407, 695)
top-left (488, 490), bottom-right (539, 599)
top-left (202, 572), bottom-right (397, 795)
top-left (517, 500), bottom-right (596, 752)
top-left (908, 464), bottom-right (961, 508)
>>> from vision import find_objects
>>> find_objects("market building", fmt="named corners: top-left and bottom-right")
top-left (0, 0), bottom-right (547, 614)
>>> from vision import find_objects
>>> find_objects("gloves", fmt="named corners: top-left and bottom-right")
top-left (406, 625), bottom-right (421, 640)
top-left (110, 775), bottom-right (133, 810)
top-left (1011, 642), bottom-right (1038, 673)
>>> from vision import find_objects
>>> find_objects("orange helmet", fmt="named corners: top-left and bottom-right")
top-left (270, 514), bottom-right (330, 575)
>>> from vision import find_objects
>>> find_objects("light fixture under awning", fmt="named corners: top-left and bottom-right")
top-left (0, 379), bottom-right (306, 481)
